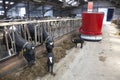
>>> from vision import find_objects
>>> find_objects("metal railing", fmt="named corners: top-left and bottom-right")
top-left (0, 18), bottom-right (81, 61)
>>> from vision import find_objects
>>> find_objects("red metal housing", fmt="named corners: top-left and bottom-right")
top-left (79, 12), bottom-right (104, 40)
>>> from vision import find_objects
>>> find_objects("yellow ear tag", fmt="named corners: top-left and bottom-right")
top-left (23, 48), bottom-right (26, 52)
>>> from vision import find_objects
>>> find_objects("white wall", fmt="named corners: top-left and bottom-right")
top-left (98, 8), bottom-right (108, 24)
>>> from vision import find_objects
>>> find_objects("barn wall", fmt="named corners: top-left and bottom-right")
top-left (71, 1), bottom-right (116, 16)
top-left (7, 3), bottom-right (54, 18)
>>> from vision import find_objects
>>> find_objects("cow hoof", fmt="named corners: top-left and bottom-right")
top-left (51, 72), bottom-right (56, 76)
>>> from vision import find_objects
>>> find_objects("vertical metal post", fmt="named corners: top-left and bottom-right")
top-left (37, 24), bottom-right (41, 43)
top-left (97, 0), bottom-right (99, 12)
top-left (4, 27), bottom-right (11, 56)
top-left (58, 21), bottom-right (60, 36)
top-left (42, 5), bottom-right (44, 17)
top-left (40, 23), bottom-right (43, 44)
top-left (11, 25), bottom-right (16, 54)
top-left (26, 1), bottom-right (30, 18)
top-left (26, 24), bottom-right (32, 42)
top-left (3, 0), bottom-right (7, 18)
top-left (47, 22), bottom-right (51, 36)
top-left (24, 24), bottom-right (27, 40)
top-left (62, 21), bottom-right (64, 35)
top-left (34, 24), bottom-right (37, 45)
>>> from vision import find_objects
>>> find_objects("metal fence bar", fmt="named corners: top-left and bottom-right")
top-left (0, 18), bottom-right (81, 60)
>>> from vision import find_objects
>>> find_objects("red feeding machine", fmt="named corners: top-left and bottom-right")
top-left (79, 12), bottom-right (104, 41)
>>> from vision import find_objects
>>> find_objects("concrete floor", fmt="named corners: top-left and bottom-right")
top-left (36, 23), bottom-right (120, 80)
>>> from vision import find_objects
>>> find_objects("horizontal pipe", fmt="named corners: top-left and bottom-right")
top-left (0, 18), bottom-right (81, 26)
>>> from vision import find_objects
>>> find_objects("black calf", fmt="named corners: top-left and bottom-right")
top-left (45, 36), bottom-right (55, 75)
top-left (72, 38), bottom-right (84, 48)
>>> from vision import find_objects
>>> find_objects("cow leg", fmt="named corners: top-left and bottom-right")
top-left (47, 61), bottom-right (50, 72)
top-left (80, 42), bottom-right (83, 48)
top-left (51, 64), bottom-right (53, 74)
top-left (75, 43), bottom-right (77, 48)
top-left (50, 64), bottom-right (56, 76)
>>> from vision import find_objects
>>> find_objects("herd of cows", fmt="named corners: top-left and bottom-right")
top-left (2, 24), bottom-right (55, 75)
top-left (0, 19), bottom-right (81, 76)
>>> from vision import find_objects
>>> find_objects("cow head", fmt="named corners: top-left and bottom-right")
top-left (45, 36), bottom-right (54, 52)
top-left (5, 26), bottom-right (36, 65)
top-left (23, 42), bottom-right (36, 66)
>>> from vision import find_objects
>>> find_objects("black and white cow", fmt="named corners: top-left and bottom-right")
top-left (3, 26), bottom-right (36, 66)
top-left (45, 36), bottom-right (54, 53)
top-left (27, 24), bottom-right (55, 74)
top-left (42, 26), bottom-right (55, 75)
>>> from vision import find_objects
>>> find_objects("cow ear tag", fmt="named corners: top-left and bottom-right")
top-left (23, 48), bottom-right (26, 52)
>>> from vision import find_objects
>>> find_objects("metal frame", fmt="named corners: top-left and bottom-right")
top-left (0, 18), bottom-right (81, 61)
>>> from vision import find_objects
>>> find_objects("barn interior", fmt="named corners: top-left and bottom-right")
top-left (0, 0), bottom-right (120, 80)
top-left (0, 0), bottom-right (119, 19)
